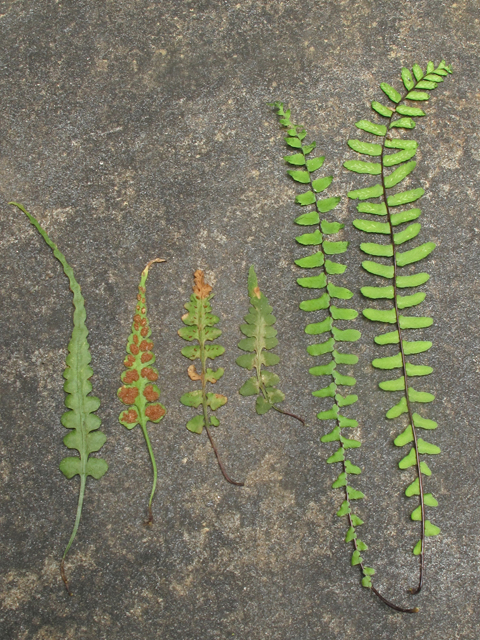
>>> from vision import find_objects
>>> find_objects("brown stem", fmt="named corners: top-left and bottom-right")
top-left (271, 404), bottom-right (306, 426)
top-left (60, 558), bottom-right (73, 596)
top-left (204, 424), bottom-right (244, 486)
top-left (145, 505), bottom-right (154, 527)
top-left (371, 586), bottom-right (419, 614)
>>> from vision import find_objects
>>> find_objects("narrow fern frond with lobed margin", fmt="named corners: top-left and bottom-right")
top-left (10, 202), bottom-right (108, 596)
top-left (179, 270), bottom-right (243, 486)
top-left (118, 259), bottom-right (167, 525)
top-left (237, 265), bottom-right (305, 425)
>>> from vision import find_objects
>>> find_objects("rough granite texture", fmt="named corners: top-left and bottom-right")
top-left (0, 1), bottom-right (479, 638)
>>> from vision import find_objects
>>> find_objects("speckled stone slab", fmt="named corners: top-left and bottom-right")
top-left (0, 1), bottom-right (479, 638)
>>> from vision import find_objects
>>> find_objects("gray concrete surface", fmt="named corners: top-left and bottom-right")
top-left (0, 1), bottom-right (479, 638)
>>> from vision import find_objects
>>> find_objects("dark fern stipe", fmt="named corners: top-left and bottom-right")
top-left (237, 265), bottom-right (305, 425)
top-left (345, 60), bottom-right (452, 607)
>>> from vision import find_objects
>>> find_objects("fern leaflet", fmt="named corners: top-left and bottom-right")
top-left (179, 270), bottom-right (243, 486)
top-left (237, 265), bottom-right (305, 424)
top-left (118, 259), bottom-right (166, 525)
top-left (345, 59), bottom-right (452, 598)
top-left (10, 202), bottom-right (108, 596)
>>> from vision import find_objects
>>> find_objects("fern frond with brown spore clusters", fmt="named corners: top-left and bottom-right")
top-left (118, 259), bottom-right (166, 525)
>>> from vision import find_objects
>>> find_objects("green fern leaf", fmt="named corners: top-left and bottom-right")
top-left (271, 104), bottom-right (374, 601)
top-left (179, 270), bottom-right (242, 486)
top-left (118, 259), bottom-right (166, 525)
top-left (344, 60), bottom-right (452, 601)
top-left (10, 202), bottom-right (107, 596)
top-left (237, 266), bottom-right (303, 425)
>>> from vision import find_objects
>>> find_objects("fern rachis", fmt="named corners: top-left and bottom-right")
top-left (10, 202), bottom-right (108, 596)
top-left (345, 60), bottom-right (452, 599)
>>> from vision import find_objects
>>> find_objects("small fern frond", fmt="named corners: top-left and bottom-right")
top-left (237, 265), bottom-right (305, 424)
top-left (118, 259), bottom-right (167, 525)
top-left (179, 270), bottom-right (243, 486)
top-left (345, 60), bottom-right (452, 598)
top-left (10, 202), bottom-right (108, 596)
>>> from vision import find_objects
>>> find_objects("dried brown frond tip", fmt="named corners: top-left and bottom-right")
top-left (193, 269), bottom-right (212, 299)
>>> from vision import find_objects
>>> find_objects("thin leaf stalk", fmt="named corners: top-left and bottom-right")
top-left (60, 473), bottom-right (86, 596)
top-left (140, 419), bottom-right (157, 525)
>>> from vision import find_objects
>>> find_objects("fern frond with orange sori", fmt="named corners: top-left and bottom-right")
top-left (118, 259), bottom-right (166, 525)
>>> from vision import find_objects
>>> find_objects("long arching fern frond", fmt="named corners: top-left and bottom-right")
top-left (118, 259), bottom-right (167, 525)
top-left (237, 265), bottom-right (305, 425)
top-left (344, 60), bottom-right (452, 599)
top-left (10, 202), bottom-right (108, 596)
top-left (270, 104), bottom-right (407, 607)
top-left (272, 102), bottom-right (426, 613)
top-left (179, 270), bottom-right (243, 486)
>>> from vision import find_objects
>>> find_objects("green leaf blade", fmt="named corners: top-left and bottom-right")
top-left (11, 202), bottom-right (108, 591)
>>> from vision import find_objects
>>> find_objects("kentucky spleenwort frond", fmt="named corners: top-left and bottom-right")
top-left (179, 270), bottom-right (243, 486)
top-left (345, 60), bottom-right (452, 602)
top-left (237, 265), bottom-right (305, 425)
top-left (118, 259), bottom-right (167, 525)
top-left (10, 202), bottom-right (108, 596)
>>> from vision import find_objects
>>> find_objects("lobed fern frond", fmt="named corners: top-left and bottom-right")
top-left (118, 259), bottom-right (167, 525)
top-left (345, 60), bottom-right (452, 597)
top-left (237, 265), bottom-right (305, 424)
top-left (270, 104), bottom-right (386, 599)
top-left (10, 202), bottom-right (108, 596)
top-left (179, 270), bottom-right (243, 486)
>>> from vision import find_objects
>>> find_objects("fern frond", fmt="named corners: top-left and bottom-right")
top-left (10, 202), bottom-right (108, 596)
top-left (179, 270), bottom-right (243, 486)
top-left (345, 60), bottom-right (452, 597)
top-left (271, 104), bottom-right (385, 599)
top-left (237, 266), bottom-right (305, 424)
top-left (118, 259), bottom-right (166, 525)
